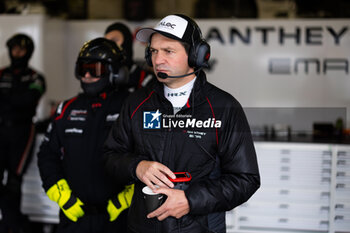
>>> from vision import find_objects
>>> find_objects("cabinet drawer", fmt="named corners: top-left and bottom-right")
top-left (238, 202), bottom-right (329, 218)
top-left (21, 193), bottom-right (59, 214)
top-left (237, 215), bottom-right (329, 231)
top-left (334, 188), bottom-right (350, 201)
top-left (251, 187), bottom-right (330, 204)
top-left (334, 214), bottom-right (350, 232)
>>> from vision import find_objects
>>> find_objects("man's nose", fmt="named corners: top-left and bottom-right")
top-left (83, 71), bottom-right (93, 78)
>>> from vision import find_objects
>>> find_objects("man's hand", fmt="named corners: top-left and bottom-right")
top-left (136, 161), bottom-right (176, 190)
top-left (146, 187), bottom-right (190, 221)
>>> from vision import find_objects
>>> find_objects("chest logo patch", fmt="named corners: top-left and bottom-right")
top-left (68, 109), bottom-right (87, 121)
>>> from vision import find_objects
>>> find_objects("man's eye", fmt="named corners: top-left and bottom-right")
top-left (165, 50), bottom-right (173, 54)
top-left (150, 49), bottom-right (157, 54)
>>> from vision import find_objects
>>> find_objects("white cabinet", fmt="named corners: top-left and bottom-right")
top-left (227, 142), bottom-right (350, 233)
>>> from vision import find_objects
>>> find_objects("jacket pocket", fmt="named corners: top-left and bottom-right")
top-left (180, 214), bottom-right (194, 228)
top-left (177, 214), bottom-right (208, 233)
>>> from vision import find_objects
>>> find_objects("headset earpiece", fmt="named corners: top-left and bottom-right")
top-left (145, 45), bottom-right (153, 67)
top-left (109, 65), bottom-right (129, 85)
top-left (186, 17), bottom-right (210, 68)
top-left (188, 39), bottom-right (210, 68)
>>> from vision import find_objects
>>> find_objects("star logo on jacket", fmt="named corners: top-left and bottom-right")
top-left (143, 110), bottom-right (161, 129)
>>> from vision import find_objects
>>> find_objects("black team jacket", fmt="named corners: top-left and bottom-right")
top-left (104, 71), bottom-right (260, 233)
top-left (38, 89), bottom-right (129, 225)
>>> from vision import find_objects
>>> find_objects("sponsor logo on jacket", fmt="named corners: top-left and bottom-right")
top-left (68, 109), bottom-right (87, 121)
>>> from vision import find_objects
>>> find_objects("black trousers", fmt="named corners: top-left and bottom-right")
top-left (56, 209), bottom-right (128, 233)
top-left (0, 124), bottom-right (34, 233)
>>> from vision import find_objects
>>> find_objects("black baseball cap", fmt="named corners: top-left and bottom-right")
top-left (136, 14), bottom-right (201, 45)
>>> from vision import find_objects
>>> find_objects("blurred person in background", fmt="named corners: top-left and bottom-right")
top-left (37, 38), bottom-right (133, 233)
top-left (104, 22), bottom-right (155, 91)
top-left (0, 33), bottom-right (46, 233)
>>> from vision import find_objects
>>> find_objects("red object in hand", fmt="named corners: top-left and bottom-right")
top-left (168, 172), bottom-right (192, 183)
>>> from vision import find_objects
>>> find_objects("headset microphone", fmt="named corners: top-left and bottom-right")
top-left (157, 68), bottom-right (202, 79)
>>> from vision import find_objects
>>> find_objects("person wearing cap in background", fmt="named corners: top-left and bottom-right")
top-left (37, 38), bottom-right (133, 233)
top-left (0, 33), bottom-right (46, 233)
top-left (104, 22), bottom-right (156, 92)
top-left (104, 14), bottom-right (260, 233)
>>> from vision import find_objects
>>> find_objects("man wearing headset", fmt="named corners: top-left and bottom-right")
top-left (38, 38), bottom-right (133, 232)
top-left (104, 14), bottom-right (260, 233)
